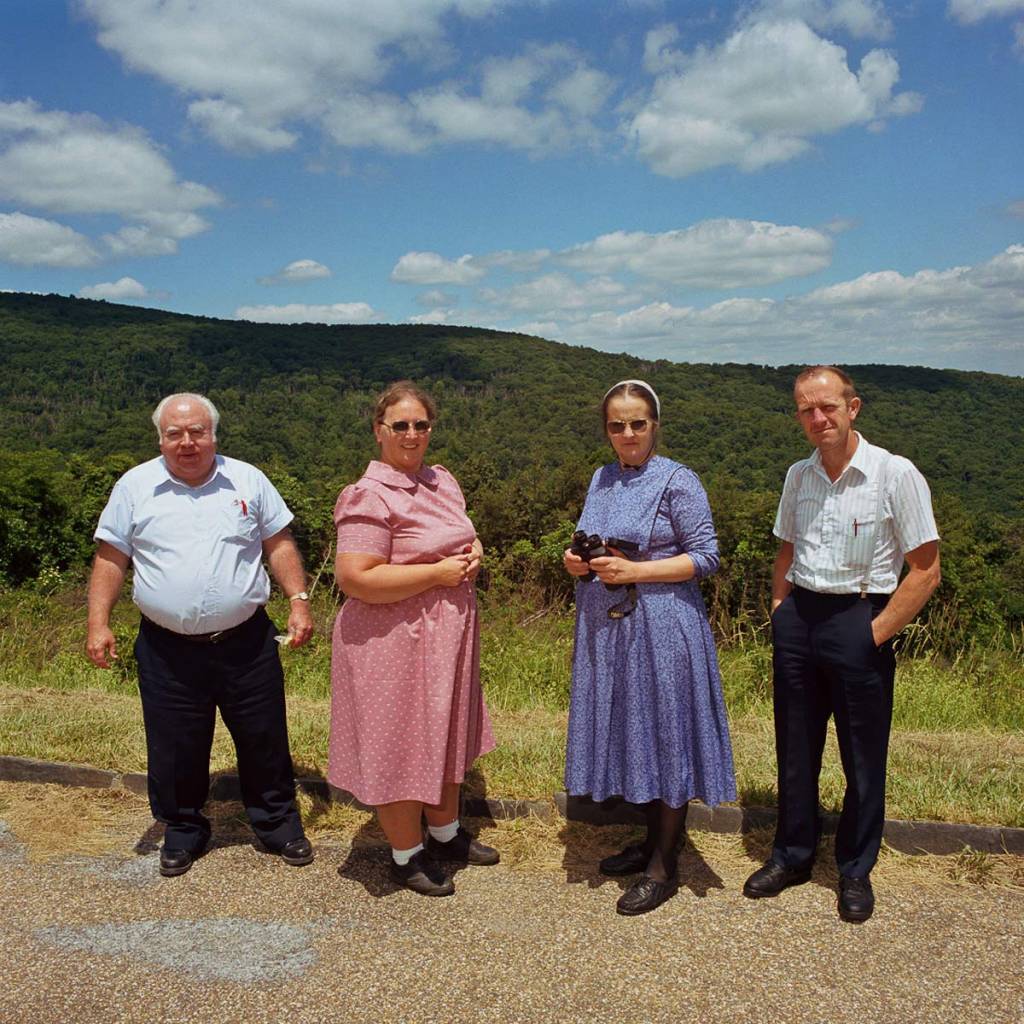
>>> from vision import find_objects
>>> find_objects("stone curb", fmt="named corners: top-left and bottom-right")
top-left (2, 754), bottom-right (1022, 856)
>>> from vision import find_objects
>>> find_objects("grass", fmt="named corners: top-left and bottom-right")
top-left (1, 586), bottom-right (1023, 827)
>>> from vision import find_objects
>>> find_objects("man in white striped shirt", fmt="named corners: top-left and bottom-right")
top-left (743, 366), bottom-right (941, 922)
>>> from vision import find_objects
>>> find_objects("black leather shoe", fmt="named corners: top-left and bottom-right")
top-left (389, 850), bottom-right (455, 896)
top-left (599, 843), bottom-right (650, 876)
top-left (426, 827), bottom-right (499, 866)
top-left (616, 873), bottom-right (679, 916)
top-left (279, 837), bottom-right (314, 866)
top-left (742, 860), bottom-right (812, 898)
top-left (159, 847), bottom-right (194, 877)
top-left (838, 875), bottom-right (874, 922)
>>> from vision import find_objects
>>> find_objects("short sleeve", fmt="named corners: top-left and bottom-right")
top-left (889, 460), bottom-right (940, 554)
top-left (334, 485), bottom-right (392, 559)
top-left (252, 469), bottom-right (294, 540)
top-left (664, 467), bottom-right (720, 579)
top-left (773, 462), bottom-right (801, 543)
top-left (94, 477), bottom-right (134, 556)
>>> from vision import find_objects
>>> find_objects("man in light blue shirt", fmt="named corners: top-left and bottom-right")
top-left (86, 392), bottom-right (315, 877)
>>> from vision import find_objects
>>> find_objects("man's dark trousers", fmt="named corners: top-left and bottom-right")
top-left (770, 586), bottom-right (896, 878)
top-left (134, 608), bottom-right (304, 854)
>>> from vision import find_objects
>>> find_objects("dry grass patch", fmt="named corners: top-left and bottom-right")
top-left (0, 782), bottom-right (151, 861)
top-left (1, 782), bottom-right (1021, 890)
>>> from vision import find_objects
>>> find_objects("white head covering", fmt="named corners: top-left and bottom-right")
top-left (602, 379), bottom-right (661, 420)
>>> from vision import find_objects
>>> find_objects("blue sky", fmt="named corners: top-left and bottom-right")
top-left (1, 0), bottom-right (1022, 374)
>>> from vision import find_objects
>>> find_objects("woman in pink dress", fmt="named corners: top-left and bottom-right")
top-left (328, 381), bottom-right (497, 896)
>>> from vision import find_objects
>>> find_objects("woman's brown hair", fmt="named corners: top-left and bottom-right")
top-left (372, 380), bottom-right (438, 425)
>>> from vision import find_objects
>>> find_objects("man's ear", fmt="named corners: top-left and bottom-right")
top-left (848, 397), bottom-right (861, 420)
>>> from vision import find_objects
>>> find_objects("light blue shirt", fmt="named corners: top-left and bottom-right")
top-left (774, 433), bottom-right (939, 595)
top-left (95, 454), bottom-right (293, 634)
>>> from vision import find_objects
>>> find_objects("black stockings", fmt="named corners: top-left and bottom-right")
top-left (640, 800), bottom-right (688, 882)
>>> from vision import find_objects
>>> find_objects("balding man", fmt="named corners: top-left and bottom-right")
top-left (86, 393), bottom-right (315, 877)
top-left (743, 366), bottom-right (940, 922)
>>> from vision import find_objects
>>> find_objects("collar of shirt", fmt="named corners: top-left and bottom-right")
top-left (362, 459), bottom-right (439, 491)
top-left (157, 452), bottom-right (226, 492)
top-left (808, 431), bottom-right (874, 486)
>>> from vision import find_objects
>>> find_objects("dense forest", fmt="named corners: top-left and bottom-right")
top-left (1, 291), bottom-right (1021, 650)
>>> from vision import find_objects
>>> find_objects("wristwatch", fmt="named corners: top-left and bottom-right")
top-left (288, 591), bottom-right (310, 602)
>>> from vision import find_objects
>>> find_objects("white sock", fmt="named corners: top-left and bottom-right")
top-left (428, 819), bottom-right (460, 844)
top-left (391, 842), bottom-right (423, 866)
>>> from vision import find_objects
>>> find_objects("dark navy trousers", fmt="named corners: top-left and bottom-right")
top-left (134, 608), bottom-right (304, 854)
top-left (770, 587), bottom-right (895, 878)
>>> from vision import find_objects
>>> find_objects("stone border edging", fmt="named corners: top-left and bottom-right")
top-left (2, 754), bottom-right (1021, 857)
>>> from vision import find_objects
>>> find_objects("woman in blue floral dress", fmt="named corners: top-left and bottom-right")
top-left (563, 380), bottom-right (736, 915)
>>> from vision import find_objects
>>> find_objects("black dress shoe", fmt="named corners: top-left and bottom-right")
top-left (279, 837), bottom-right (315, 866)
top-left (159, 847), bottom-right (195, 877)
top-left (616, 873), bottom-right (679, 916)
top-left (389, 850), bottom-right (455, 897)
top-left (426, 827), bottom-right (499, 866)
top-left (599, 843), bottom-right (650, 876)
top-left (838, 875), bottom-right (874, 922)
top-left (742, 860), bottom-right (813, 898)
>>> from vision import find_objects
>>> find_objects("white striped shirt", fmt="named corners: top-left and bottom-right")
top-left (773, 433), bottom-right (939, 595)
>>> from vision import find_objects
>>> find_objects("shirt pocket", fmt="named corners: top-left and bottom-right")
top-left (843, 515), bottom-right (877, 570)
top-left (220, 500), bottom-right (260, 544)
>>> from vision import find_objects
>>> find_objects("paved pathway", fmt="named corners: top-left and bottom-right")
top-left (1, 809), bottom-right (1022, 1024)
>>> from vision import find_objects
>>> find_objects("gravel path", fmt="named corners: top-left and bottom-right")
top-left (2, 816), bottom-right (1023, 1024)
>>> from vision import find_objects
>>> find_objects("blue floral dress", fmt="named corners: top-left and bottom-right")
top-left (565, 455), bottom-right (736, 808)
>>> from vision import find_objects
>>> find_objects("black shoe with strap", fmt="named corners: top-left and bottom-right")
top-left (426, 826), bottom-right (499, 866)
top-left (390, 849), bottom-right (455, 897)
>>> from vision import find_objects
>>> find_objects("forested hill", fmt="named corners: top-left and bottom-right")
top-left (2, 290), bottom-right (1020, 516)
top-left (3, 291), bottom-right (1022, 637)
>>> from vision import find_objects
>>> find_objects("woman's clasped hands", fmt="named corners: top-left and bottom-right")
top-left (436, 546), bottom-right (481, 587)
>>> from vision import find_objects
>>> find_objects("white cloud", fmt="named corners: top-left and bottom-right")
top-left (80, 1), bottom-right (610, 157)
top-left (643, 25), bottom-right (684, 74)
top-left (752, 0), bottom-right (893, 39)
top-left (506, 244), bottom-right (1024, 372)
top-left (416, 288), bottom-right (456, 307)
top-left (475, 248), bottom-right (551, 272)
top-left (408, 308), bottom-right (454, 324)
top-left (233, 301), bottom-right (380, 324)
top-left (258, 259), bottom-right (332, 285)
top-left (558, 219), bottom-right (833, 287)
top-left (322, 92), bottom-right (427, 153)
top-left (480, 273), bottom-right (640, 314)
top-left (0, 211), bottom-right (100, 267)
top-left (77, 276), bottom-right (148, 300)
top-left (948, 0), bottom-right (1024, 24)
top-left (391, 251), bottom-right (485, 284)
top-left (0, 99), bottom-right (219, 257)
top-left (626, 18), bottom-right (921, 178)
top-left (188, 100), bottom-right (298, 153)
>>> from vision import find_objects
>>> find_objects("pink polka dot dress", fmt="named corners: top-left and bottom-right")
top-left (327, 460), bottom-right (495, 806)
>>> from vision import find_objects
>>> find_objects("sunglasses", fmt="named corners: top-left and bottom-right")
top-left (607, 419), bottom-right (652, 435)
top-left (381, 419), bottom-right (432, 435)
